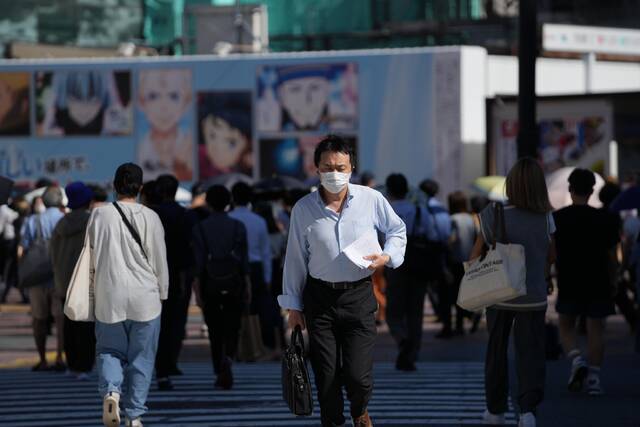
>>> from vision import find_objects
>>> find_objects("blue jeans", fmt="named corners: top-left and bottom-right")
top-left (95, 316), bottom-right (161, 420)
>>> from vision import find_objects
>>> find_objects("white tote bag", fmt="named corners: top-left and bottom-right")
top-left (63, 232), bottom-right (95, 322)
top-left (457, 203), bottom-right (527, 312)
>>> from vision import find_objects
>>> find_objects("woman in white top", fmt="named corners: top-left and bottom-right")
top-left (89, 163), bottom-right (169, 427)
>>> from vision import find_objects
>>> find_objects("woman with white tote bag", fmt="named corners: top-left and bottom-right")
top-left (468, 158), bottom-right (556, 427)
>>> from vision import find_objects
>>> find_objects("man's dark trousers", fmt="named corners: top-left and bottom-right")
top-left (156, 271), bottom-right (189, 378)
top-left (303, 277), bottom-right (377, 427)
top-left (202, 292), bottom-right (243, 374)
top-left (385, 266), bottom-right (427, 365)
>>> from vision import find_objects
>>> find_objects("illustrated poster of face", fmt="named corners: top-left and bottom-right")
top-left (256, 63), bottom-right (358, 133)
top-left (259, 136), bottom-right (357, 181)
top-left (197, 91), bottom-right (253, 180)
top-left (539, 117), bottom-right (606, 174)
top-left (35, 70), bottom-right (132, 136)
top-left (0, 72), bottom-right (30, 136)
top-left (137, 69), bottom-right (194, 181)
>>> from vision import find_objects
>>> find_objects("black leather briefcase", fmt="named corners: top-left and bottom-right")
top-left (282, 326), bottom-right (313, 416)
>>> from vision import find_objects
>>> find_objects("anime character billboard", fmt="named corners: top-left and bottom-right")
top-left (0, 72), bottom-right (30, 136)
top-left (197, 91), bottom-right (253, 180)
top-left (256, 63), bottom-right (358, 132)
top-left (35, 70), bottom-right (132, 136)
top-left (136, 69), bottom-right (194, 181)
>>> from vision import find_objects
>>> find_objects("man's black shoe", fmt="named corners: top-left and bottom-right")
top-left (157, 378), bottom-right (174, 391)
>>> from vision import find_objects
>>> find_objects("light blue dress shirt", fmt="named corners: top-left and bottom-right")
top-left (229, 206), bottom-right (273, 284)
top-left (278, 184), bottom-right (407, 311)
top-left (20, 208), bottom-right (64, 250)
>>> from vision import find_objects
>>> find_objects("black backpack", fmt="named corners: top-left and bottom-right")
top-left (197, 221), bottom-right (243, 297)
top-left (404, 204), bottom-right (447, 280)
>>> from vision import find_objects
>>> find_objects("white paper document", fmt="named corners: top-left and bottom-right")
top-left (342, 232), bottom-right (383, 269)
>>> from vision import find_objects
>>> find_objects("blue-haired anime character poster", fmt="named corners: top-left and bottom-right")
top-left (256, 63), bottom-right (358, 132)
top-left (259, 135), bottom-right (357, 182)
top-left (35, 70), bottom-right (132, 136)
top-left (197, 91), bottom-right (253, 180)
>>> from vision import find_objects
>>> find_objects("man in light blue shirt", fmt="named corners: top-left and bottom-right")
top-left (18, 186), bottom-right (65, 372)
top-left (229, 182), bottom-right (274, 348)
top-left (279, 135), bottom-right (406, 427)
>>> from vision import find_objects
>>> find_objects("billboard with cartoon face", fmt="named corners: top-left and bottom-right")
top-left (256, 63), bottom-right (358, 133)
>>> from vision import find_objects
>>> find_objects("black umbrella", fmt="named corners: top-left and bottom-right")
top-left (203, 173), bottom-right (254, 190)
top-left (254, 175), bottom-right (308, 193)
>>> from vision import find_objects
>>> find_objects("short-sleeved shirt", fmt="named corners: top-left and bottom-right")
top-left (479, 204), bottom-right (555, 311)
top-left (553, 205), bottom-right (618, 302)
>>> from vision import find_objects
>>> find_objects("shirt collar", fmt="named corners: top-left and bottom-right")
top-left (315, 184), bottom-right (356, 208)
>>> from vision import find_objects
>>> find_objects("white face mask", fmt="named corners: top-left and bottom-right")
top-left (320, 171), bottom-right (351, 194)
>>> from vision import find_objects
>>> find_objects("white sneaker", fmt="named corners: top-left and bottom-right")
top-left (102, 392), bottom-right (121, 427)
top-left (568, 356), bottom-right (588, 392)
top-left (587, 375), bottom-right (603, 396)
top-left (76, 372), bottom-right (90, 381)
top-left (518, 412), bottom-right (536, 427)
top-left (483, 409), bottom-right (506, 424)
top-left (125, 418), bottom-right (143, 427)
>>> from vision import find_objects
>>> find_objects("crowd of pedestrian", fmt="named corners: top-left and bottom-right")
top-left (0, 134), bottom-right (639, 427)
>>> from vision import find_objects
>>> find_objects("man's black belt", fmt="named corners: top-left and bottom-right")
top-left (308, 275), bottom-right (370, 290)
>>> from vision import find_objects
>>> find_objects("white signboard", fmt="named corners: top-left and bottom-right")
top-left (543, 24), bottom-right (640, 56)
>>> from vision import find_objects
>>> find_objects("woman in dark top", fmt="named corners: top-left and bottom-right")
top-left (470, 158), bottom-right (556, 427)
top-left (553, 169), bottom-right (618, 397)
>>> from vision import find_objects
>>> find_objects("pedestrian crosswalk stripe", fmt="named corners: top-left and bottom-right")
top-left (0, 362), bottom-right (516, 426)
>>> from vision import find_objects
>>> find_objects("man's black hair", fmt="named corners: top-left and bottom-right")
top-left (568, 168), bottom-right (596, 197)
top-left (87, 184), bottom-right (108, 202)
top-left (419, 179), bottom-right (439, 198)
top-left (206, 185), bottom-right (231, 212)
top-left (231, 182), bottom-right (253, 206)
top-left (599, 182), bottom-right (621, 208)
top-left (156, 174), bottom-right (179, 202)
top-left (114, 163), bottom-right (143, 198)
top-left (313, 134), bottom-right (356, 169)
top-left (385, 173), bottom-right (408, 199)
top-left (140, 180), bottom-right (161, 206)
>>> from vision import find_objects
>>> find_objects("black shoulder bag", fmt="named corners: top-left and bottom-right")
top-left (282, 326), bottom-right (313, 416)
top-left (112, 202), bottom-right (147, 259)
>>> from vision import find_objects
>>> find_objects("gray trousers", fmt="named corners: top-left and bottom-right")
top-left (485, 308), bottom-right (546, 415)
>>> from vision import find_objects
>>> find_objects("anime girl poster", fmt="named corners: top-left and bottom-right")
top-left (197, 91), bottom-right (253, 180)
top-left (256, 63), bottom-right (358, 132)
top-left (136, 68), bottom-right (194, 181)
top-left (0, 72), bottom-right (30, 136)
top-left (35, 70), bottom-right (132, 136)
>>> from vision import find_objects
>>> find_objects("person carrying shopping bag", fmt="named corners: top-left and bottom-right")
top-left (79, 163), bottom-right (169, 427)
top-left (469, 158), bottom-right (556, 427)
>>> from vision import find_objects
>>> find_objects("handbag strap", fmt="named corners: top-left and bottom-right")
top-left (291, 325), bottom-right (305, 353)
top-left (34, 214), bottom-right (45, 242)
top-left (491, 202), bottom-right (507, 247)
top-left (411, 205), bottom-right (421, 237)
top-left (112, 202), bottom-right (147, 259)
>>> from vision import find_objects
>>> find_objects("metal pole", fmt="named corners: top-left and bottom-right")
top-left (517, 0), bottom-right (538, 159)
